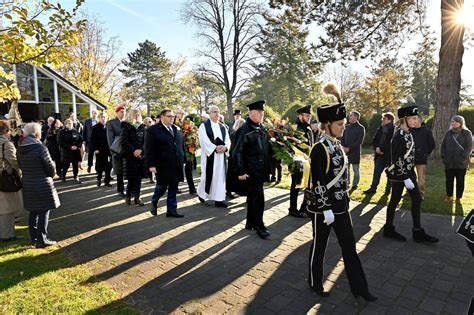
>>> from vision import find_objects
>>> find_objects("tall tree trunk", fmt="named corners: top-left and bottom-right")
top-left (432, 0), bottom-right (465, 159)
top-left (226, 92), bottom-right (233, 121)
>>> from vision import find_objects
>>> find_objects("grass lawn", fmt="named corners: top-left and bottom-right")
top-left (270, 147), bottom-right (473, 216)
top-left (0, 226), bottom-right (137, 314)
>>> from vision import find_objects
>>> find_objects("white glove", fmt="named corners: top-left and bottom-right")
top-left (404, 178), bottom-right (415, 190)
top-left (323, 210), bottom-right (335, 225)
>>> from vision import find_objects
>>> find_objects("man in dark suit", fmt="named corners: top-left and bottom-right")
top-left (146, 109), bottom-right (186, 218)
top-left (341, 111), bottom-right (365, 190)
top-left (83, 109), bottom-right (98, 173)
top-left (41, 116), bottom-right (54, 142)
top-left (107, 105), bottom-right (126, 197)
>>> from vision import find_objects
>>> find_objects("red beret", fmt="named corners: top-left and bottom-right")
top-left (115, 105), bottom-right (125, 113)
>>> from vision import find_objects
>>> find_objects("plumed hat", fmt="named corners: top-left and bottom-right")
top-left (397, 106), bottom-right (419, 119)
top-left (317, 81), bottom-right (346, 123)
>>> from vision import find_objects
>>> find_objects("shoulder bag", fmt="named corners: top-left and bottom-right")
top-left (0, 143), bottom-right (22, 192)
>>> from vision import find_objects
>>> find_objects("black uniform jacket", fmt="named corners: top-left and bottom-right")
top-left (230, 118), bottom-right (271, 180)
top-left (306, 134), bottom-right (349, 215)
top-left (145, 122), bottom-right (185, 186)
top-left (387, 127), bottom-right (415, 182)
top-left (295, 118), bottom-right (315, 148)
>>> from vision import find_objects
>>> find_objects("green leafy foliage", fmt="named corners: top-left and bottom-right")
top-left (0, 0), bottom-right (86, 101)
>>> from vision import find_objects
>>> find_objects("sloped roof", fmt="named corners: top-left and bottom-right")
top-left (36, 65), bottom-right (107, 110)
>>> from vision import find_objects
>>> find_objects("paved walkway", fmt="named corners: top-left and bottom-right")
top-left (49, 173), bottom-right (472, 314)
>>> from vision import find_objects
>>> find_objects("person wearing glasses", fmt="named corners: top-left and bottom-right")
top-left (197, 105), bottom-right (231, 208)
top-left (146, 109), bottom-right (186, 218)
top-left (288, 105), bottom-right (314, 218)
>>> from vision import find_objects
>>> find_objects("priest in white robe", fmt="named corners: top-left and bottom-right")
top-left (197, 106), bottom-right (231, 207)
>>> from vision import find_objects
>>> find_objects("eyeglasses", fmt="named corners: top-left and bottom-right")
top-left (210, 111), bottom-right (220, 113)
top-left (165, 115), bottom-right (175, 118)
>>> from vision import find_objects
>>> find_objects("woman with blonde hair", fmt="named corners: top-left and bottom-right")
top-left (441, 115), bottom-right (472, 203)
top-left (121, 108), bottom-right (147, 206)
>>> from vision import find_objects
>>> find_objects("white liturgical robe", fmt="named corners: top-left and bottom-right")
top-left (197, 120), bottom-right (231, 201)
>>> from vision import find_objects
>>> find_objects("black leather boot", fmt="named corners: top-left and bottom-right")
top-left (413, 228), bottom-right (439, 243)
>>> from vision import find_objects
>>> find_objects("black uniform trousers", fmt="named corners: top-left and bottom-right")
top-left (386, 179), bottom-right (422, 229)
top-left (246, 176), bottom-right (265, 229)
top-left (185, 159), bottom-right (196, 192)
top-left (289, 173), bottom-right (305, 213)
top-left (308, 211), bottom-right (370, 296)
top-left (62, 160), bottom-right (79, 179)
top-left (95, 154), bottom-right (112, 183)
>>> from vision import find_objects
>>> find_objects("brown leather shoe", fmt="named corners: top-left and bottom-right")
top-left (125, 196), bottom-right (131, 205)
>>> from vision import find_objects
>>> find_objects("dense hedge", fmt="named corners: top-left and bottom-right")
top-left (425, 106), bottom-right (473, 130)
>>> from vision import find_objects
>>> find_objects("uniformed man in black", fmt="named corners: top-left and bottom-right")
top-left (306, 82), bottom-right (377, 301)
top-left (231, 100), bottom-right (272, 239)
top-left (288, 105), bottom-right (314, 218)
top-left (384, 105), bottom-right (439, 243)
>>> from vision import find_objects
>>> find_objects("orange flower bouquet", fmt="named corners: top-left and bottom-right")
top-left (181, 118), bottom-right (199, 160)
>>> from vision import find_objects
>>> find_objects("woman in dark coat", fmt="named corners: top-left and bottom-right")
top-left (57, 118), bottom-right (83, 183)
top-left (121, 108), bottom-right (147, 206)
top-left (440, 115), bottom-right (473, 203)
top-left (17, 123), bottom-right (60, 248)
top-left (45, 119), bottom-right (63, 177)
top-left (90, 112), bottom-right (112, 187)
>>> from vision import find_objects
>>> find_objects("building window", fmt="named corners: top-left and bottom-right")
top-left (16, 64), bottom-right (35, 101)
top-left (58, 85), bottom-right (73, 103)
top-left (76, 103), bottom-right (90, 121)
top-left (38, 78), bottom-right (55, 102)
top-left (59, 103), bottom-right (74, 121)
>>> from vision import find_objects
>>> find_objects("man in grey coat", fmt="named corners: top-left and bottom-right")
top-left (341, 111), bottom-right (365, 190)
top-left (107, 105), bottom-right (126, 197)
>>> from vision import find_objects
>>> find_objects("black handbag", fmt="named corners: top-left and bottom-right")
top-left (109, 136), bottom-right (123, 157)
top-left (0, 144), bottom-right (22, 192)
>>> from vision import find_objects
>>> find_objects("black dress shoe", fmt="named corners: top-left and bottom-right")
top-left (118, 191), bottom-right (126, 198)
top-left (255, 227), bottom-right (270, 239)
top-left (176, 190), bottom-right (182, 194)
top-left (413, 228), bottom-right (439, 243)
top-left (35, 239), bottom-right (57, 248)
top-left (198, 196), bottom-right (205, 203)
top-left (166, 212), bottom-right (184, 218)
top-left (383, 225), bottom-right (406, 242)
top-left (150, 208), bottom-right (157, 216)
top-left (104, 182), bottom-right (112, 187)
top-left (311, 286), bottom-right (330, 297)
top-left (226, 192), bottom-right (235, 199)
top-left (96, 179), bottom-right (101, 187)
top-left (353, 292), bottom-right (378, 302)
top-left (288, 210), bottom-right (306, 218)
top-left (134, 198), bottom-right (145, 206)
top-left (215, 201), bottom-right (228, 208)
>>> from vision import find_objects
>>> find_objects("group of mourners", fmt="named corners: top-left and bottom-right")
top-left (0, 80), bottom-right (472, 302)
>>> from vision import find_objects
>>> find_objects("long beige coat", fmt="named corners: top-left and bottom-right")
top-left (0, 136), bottom-right (23, 215)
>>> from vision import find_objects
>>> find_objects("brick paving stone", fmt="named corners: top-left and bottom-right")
top-left (45, 176), bottom-right (473, 314)
top-left (419, 296), bottom-right (446, 314)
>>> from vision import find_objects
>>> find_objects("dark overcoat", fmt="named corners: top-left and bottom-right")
top-left (45, 128), bottom-right (61, 162)
top-left (121, 122), bottom-right (147, 180)
top-left (341, 122), bottom-right (365, 164)
top-left (411, 124), bottom-right (436, 165)
top-left (107, 117), bottom-right (123, 175)
top-left (57, 128), bottom-right (83, 162)
top-left (145, 123), bottom-right (185, 185)
top-left (17, 136), bottom-right (60, 212)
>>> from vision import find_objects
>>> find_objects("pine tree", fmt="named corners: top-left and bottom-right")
top-left (251, 10), bottom-right (321, 113)
top-left (120, 40), bottom-right (173, 115)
